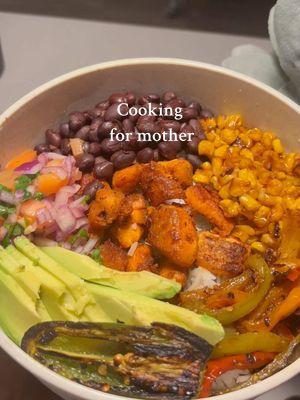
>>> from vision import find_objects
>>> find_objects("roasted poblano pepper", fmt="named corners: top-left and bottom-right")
top-left (22, 321), bottom-right (213, 400)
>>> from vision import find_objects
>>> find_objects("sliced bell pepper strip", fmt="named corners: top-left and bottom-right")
top-left (212, 332), bottom-right (289, 359)
top-left (199, 352), bottom-right (277, 398)
top-left (181, 254), bottom-right (272, 325)
top-left (269, 286), bottom-right (300, 330)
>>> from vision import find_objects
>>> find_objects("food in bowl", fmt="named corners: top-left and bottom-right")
top-left (0, 90), bottom-right (299, 399)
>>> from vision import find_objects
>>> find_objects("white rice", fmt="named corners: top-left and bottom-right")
top-left (212, 369), bottom-right (251, 392)
top-left (184, 266), bottom-right (218, 291)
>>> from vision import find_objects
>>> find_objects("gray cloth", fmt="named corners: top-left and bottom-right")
top-left (222, 0), bottom-right (300, 102)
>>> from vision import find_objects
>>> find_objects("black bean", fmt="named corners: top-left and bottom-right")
top-left (167, 98), bottom-right (186, 109)
top-left (137, 116), bottom-right (158, 134)
top-left (128, 106), bottom-right (140, 123)
top-left (158, 141), bottom-right (181, 160)
top-left (125, 92), bottom-right (136, 106)
top-left (77, 153), bottom-right (95, 172)
top-left (45, 129), bottom-right (61, 147)
top-left (85, 108), bottom-right (105, 120)
top-left (122, 131), bottom-right (140, 151)
top-left (138, 94), bottom-right (160, 105)
top-left (83, 180), bottom-right (104, 201)
top-left (96, 100), bottom-right (110, 109)
top-left (89, 142), bottom-right (102, 156)
top-left (186, 135), bottom-right (201, 154)
top-left (60, 139), bottom-right (72, 155)
top-left (69, 112), bottom-right (86, 132)
top-left (101, 138), bottom-right (122, 155)
top-left (180, 107), bottom-right (199, 122)
top-left (34, 143), bottom-right (51, 154)
top-left (187, 101), bottom-right (202, 113)
top-left (108, 93), bottom-right (127, 104)
top-left (136, 147), bottom-right (154, 163)
top-left (88, 118), bottom-right (103, 142)
top-left (162, 91), bottom-right (176, 103)
top-left (75, 126), bottom-right (90, 141)
top-left (189, 119), bottom-right (205, 138)
top-left (59, 122), bottom-right (74, 138)
top-left (122, 118), bottom-right (134, 133)
top-left (111, 150), bottom-right (136, 170)
top-left (200, 109), bottom-right (214, 119)
top-left (82, 142), bottom-right (90, 153)
top-left (94, 161), bottom-right (114, 180)
top-left (95, 156), bottom-right (107, 165)
top-left (159, 120), bottom-right (181, 133)
top-left (177, 150), bottom-right (187, 159)
top-left (98, 121), bottom-right (120, 140)
top-left (104, 103), bottom-right (128, 121)
top-left (186, 154), bottom-right (202, 171)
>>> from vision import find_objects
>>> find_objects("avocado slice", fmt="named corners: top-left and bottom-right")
top-left (9, 240), bottom-right (112, 324)
top-left (0, 246), bottom-right (41, 301)
top-left (41, 246), bottom-right (181, 299)
top-left (0, 269), bottom-right (43, 344)
top-left (86, 283), bottom-right (224, 345)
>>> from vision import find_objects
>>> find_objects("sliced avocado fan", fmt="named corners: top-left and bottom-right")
top-left (41, 246), bottom-right (181, 299)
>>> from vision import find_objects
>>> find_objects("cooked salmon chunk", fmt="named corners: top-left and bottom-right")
top-left (197, 231), bottom-right (250, 278)
top-left (186, 184), bottom-right (233, 236)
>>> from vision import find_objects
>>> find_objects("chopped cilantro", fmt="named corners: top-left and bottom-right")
top-left (33, 192), bottom-right (44, 200)
top-left (90, 248), bottom-right (102, 263)
top-left (0, 204), bottom-right (16, 217)
top-left (14, 174), bottom-right (37, 191)
top-left (68, 229), bottom-right (89, 245)
top-left (82, 195), bottom-right (90, 205)
top-left (1, 222), bottom-right (24, 247)
top-left (0, 184), bottom-right (11, 193)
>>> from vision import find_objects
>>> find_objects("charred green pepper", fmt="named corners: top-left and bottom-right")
top-left (181, 254), bottom-right (272, 325)
top-left (22, 321), bottom-right (213, 400)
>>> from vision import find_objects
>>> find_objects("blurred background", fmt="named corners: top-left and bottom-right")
top-left (0, 0), bottom-right (275, 113)
top-left (0, 1), bottom-right (299, 399)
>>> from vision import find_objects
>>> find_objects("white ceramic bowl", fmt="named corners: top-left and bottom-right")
top-left (0, 58), bottom-right (299, 400)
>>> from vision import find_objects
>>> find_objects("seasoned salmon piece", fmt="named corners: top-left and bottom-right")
top-left (157, 159), bottom-right (193, 188)
top-left (127, 244), bottom-right (158, 273)
top-left (159, 258), bottom-right (187, 286)
top-left (140, 163), bottom-right (185, 206)
top-left (100, 240), bottom-right (128, 271)
top-left (197, 231), bottom-right (250, 278)
top-left (185, 184), bottom-right (233, 236)
top-left (112, 164), bottom-right (143, 193)
top-left (148, 204), bottom-right (198, 269)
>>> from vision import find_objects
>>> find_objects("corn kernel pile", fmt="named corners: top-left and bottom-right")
top-left (194, 114), bottom-right (300, 252)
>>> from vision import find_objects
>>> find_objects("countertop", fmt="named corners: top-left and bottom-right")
top-left (0, 10), bottom-right (299, 400)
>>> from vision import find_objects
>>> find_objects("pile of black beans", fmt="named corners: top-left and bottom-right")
top-left (35, 91), bottom-right (213, 181)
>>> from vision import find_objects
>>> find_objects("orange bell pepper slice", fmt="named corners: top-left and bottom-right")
top-left (5, 150), bottom-right (37, 170)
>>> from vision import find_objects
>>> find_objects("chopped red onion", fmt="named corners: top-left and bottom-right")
top-left (74, 245), bottom-right (84, 254)
top-left (61, 241), bottom-right (72, 250)
top-left (54, 184), bottom-right (80, 208)
top-left (74, 217), bottom-right (88, 231)
top-left (33, 237), bottom-right (57, 247)
top-left (6, 213), bottom-right (17, 224)
top-left (0, 190), bottom-right (16, 205)
top-left (14, 190), bottom-right (25, 201)
top-left (82, 238), bottom-right (98, 254)
top-left (41, 166), bottom-right (68, 180)
top-left (36, 207), bottom-right (52, 225)
top-left (46, 152), bottom-right (65, 160)
top-left (127, 242), bottom-right (139, 256)
top-left (15, 159), bottom-right (42, 174)
top-left (165, 198), bottom-right (186, 205)
top-left (55, 205), bottom-right (76, 233)
top-left (0, 226), bottom-right (8, 241)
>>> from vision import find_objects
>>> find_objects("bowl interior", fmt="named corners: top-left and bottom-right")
top-left (0, 58), bottom-right (299, 168)
top-left (0, 58), bottom-right (299, 400)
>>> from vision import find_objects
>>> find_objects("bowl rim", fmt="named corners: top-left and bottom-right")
top-left (0, 57), bottom-right (299, 400)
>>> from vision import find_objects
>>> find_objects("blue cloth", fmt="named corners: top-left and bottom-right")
top-left (222, 0), bottom-right (300, 102)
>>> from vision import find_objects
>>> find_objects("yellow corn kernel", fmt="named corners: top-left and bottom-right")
top-left (220, 199), bottom-right (241, 217)
top-left (193, 172), bottom-right (211, 184)
top-left (272, 138), bottom-right (284, 154)
top-left (295, 197), bottom-right (300, 210)
top-left (276, 171), bottom-right (286, 180)
top-left (214, 144), bottom-right (228, 159)
top-left (251, 142), bottom-right (265, 156)
top-left (219, 183), bottom-right (230, 199)
top-left (202, 161), bottom-right (211, 170)
top-left (266, 179), bottom-right (283, 196)
top-left (270, 203), bottom-right (284, 221)
top-left (226, 114), bottom-right (243, 128)
top-left (240, 148), bottom-right (254, 161)
top-left (253, 205), bottom-right (270, 228)
top-left (233, 229), bottom-right (249, 243)
top-left (261, 233), bottom-right (276, 246)
top-left (198, 140), bottom-right (214, 157)
top-left (221, 129), bottom-right (238, 145)
top-left (251, 241), bottom-right (266, 252)
top-left (229, 178), bottom-right (251, 197)
top-left (249, 129), bottom-right (263, 142)
top-left (212, 157), bottom-right (223, 176)
top-left (239, 194), bottom-right (260, 211)
top-left (206, 132), bottom-right (217, 142)
top-left (284, 153), bottom-right (296, 172)
top-left (257, 190), bottom-right (276, 206)
top-left (239, 157), bottom-right (253, 169)
top-left (217, 115), bottom-right (226, 129)
top-left (214, 135), bottom-right (225, 148)
top-left (239, 133), bottom-right (253, 148)
top-left (219, 174), bottom-right (234, 185)
top-left (236, 224), bottom-right (256, 236)
top-left (238, 169), bottom-right (257, 187)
